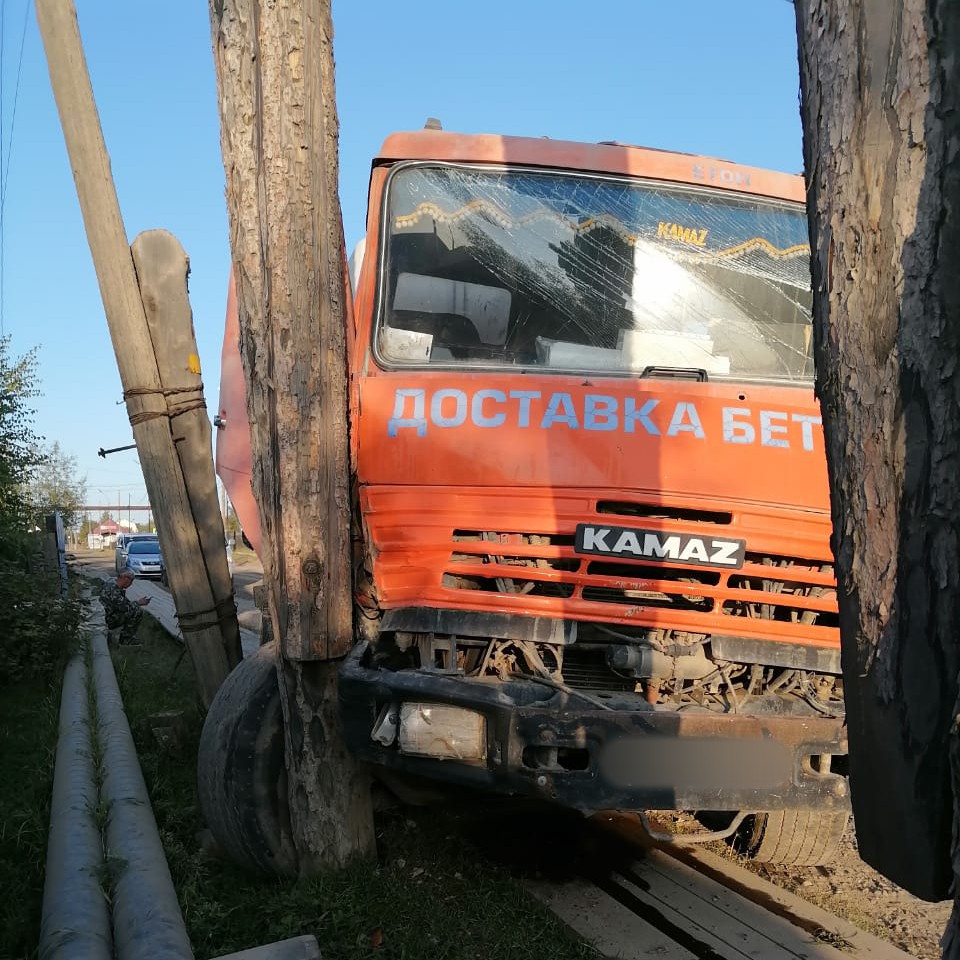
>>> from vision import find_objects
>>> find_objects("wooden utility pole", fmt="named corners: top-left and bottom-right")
top-left (209, 0), bottom-right (375, 870)
top-left (35, 0), bottom-right (241, 707)
top-left (794, 0), bottom-right (960, 914)
top-left (132, 230), bottom-right (242, 665)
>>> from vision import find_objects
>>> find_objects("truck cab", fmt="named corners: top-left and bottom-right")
top-left (216, 130), bottom-right (847, 868)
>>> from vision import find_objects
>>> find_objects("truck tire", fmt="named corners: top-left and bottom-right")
top-left (734, 809), bottom-right (848, 866)
top-left (197, 643), bottom-right (297, 875)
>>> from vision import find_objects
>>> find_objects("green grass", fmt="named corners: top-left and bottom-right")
top-left (0, 674), bottom-right (60, 959)
top-left (116, 620), bottom-right (595, 959)
top-left (0, 572), bottom-right (86, 960)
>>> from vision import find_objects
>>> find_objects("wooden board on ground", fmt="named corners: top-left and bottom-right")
top-left (210, 934), bottom-right (321, 960)
top-left (529, 843), bottom-right (916, 960)
top-left (656, 841), bottom-right (913, 960)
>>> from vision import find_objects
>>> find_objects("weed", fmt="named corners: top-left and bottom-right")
top-left (0, 679), bottom-right (60, 958)
top-left (0, 566), bottom-right (86, 686)
top-left (814, 928), bottom-right (855, 951)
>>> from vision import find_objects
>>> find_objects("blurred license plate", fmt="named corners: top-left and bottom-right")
top-left (600, 736), bottom-right (790, 792)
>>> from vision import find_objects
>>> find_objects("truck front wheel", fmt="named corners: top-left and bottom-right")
top-left (732, 809), bottom-right (848, 866)
top-left (197, 643), bottom-right (297, 875)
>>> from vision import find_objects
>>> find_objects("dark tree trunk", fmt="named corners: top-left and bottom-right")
top-left (209, 0), bottom-right (375, 871)
top-left (795, 0), bottom-right (960, 916)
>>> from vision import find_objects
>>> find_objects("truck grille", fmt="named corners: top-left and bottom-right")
top-left (359, 485), bottom-right (839, 650)
top-left (561, 646), bottom-right (635, 692)
top-left (443, 523), bottom-right (838, 643)
top-left (596, 501), bottom-right (733, 525)
top-left (724, 555), bottom-right (837, 627)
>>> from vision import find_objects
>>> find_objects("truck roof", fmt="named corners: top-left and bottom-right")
top-left (376, 130), bottom-right (805, 204)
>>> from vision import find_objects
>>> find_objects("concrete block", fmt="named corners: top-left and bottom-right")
top-left (210, 935), bottom-right (321, 960)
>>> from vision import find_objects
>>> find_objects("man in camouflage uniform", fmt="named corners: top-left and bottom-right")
top-left (100, 568), bottom-right (151, 645)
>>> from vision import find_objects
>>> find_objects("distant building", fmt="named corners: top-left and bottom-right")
top-left (90, 520), bottom-right (120, 548)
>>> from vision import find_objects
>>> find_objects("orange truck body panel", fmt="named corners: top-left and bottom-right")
top-left (372, 131), bottom-right (805, 204)
top-left (218, 129), bottom-right (836, 657)
top-left (354, 132), bottom-right (836, 658)
top-left (216, 272), bottom-right (262, 555)
top-left (356, 376), bottom-right (834, 651)
top-left (217, 130), bottom-right (848, 812)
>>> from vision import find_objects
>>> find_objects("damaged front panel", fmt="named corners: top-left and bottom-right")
top-left (347, 145), bottom-right (843, 824)
top-left (339, 636), bottom-right (848, 815)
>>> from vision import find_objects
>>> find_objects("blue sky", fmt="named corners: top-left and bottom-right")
top-left (3, 0), bottom-right (803, 517)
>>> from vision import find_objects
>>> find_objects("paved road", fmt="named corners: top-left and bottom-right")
top-left (71, 547), bottom-right (261, 656)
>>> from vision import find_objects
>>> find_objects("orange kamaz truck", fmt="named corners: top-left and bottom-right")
top-left (207, 128), bottom-right (848, 873)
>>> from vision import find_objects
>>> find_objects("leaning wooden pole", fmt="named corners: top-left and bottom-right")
top-left (132, 230), bottom-right (242, 668)
top-left (794, 0), bottom-right (960, 909)
top-left (35, 0), bottom-right (237, 707)
top-left (209, 0), bottom-right (375, 870)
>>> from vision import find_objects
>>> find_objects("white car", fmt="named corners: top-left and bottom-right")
top-left (115, 533), bottom-right (159, 573)
top-left (124, 539), bottom-right (164, 579)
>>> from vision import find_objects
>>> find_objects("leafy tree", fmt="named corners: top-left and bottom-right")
top-left (0, 337), bottom-right (83, 684)
top-left (223, 499), bottom-right (239, 539)
top-left (26, 441), bottom-right (86, 528)
top-left (0, 339), bottom-right (43, 557)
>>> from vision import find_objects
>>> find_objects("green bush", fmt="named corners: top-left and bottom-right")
top-left (0, 565), bottom-right (84, 685)
top-left (0, 337), bottom-right (86, 686)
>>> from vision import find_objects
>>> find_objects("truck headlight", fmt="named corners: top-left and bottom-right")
top-left (397, 703), bottom-right (487, 761)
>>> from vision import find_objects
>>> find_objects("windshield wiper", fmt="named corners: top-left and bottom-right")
top-left (640, 365), bottom-right (708, 382)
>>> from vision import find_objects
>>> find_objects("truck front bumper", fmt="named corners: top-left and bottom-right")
top-left (338, 644), bottom-right (849, 814)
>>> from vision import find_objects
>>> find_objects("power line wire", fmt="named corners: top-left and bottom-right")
top-left (2, 1), bottom-right (29, 208)
top-left (0, 0), bottom-right (25, 336)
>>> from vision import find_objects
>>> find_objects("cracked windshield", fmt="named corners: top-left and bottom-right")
top-left (379, 164), bottom-right (813, 382)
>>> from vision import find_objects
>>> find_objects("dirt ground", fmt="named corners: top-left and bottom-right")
top-left (740, 824), bottom-right (951, 960)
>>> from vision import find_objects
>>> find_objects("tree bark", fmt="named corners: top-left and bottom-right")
top-left (209, 0), bottom-right (375, 871)
top-left (795, 0), bottom-right (960, 909)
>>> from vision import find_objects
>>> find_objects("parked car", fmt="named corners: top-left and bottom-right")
top-left (124, 539), bottom-right (164, 579)
top-left (115, 533), bottom-right (158, 573)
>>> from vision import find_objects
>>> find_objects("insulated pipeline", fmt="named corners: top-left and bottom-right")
top-left (39, 649), bottom-right (113, 960)
top-left (90, 633), bottom-right (195, 960)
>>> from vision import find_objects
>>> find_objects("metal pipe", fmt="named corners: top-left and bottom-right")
top-left (39, 648), bottom-right (113, 960)
top-left (607, 644), bottom-right (716, 681)
top-left (90, 633), bottom-right (194, 960)
top-left (637, 810), bottom-right (749, 844)
top-left (97, 443), bottom-right (137, 458)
